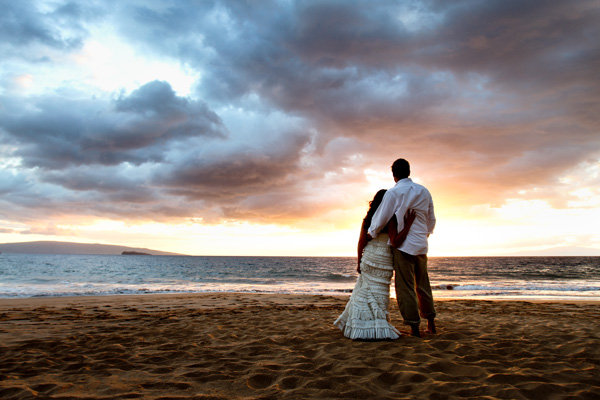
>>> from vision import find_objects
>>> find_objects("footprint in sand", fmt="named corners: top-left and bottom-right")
top-left (399, 371), bottom-right (429, 383)
top-left (30, 383), bottom-right (58, 394)
top-left (376, 371), bottom-right (402, 386)
top-left (140, 381), bottom-right (192, 390)
top-left (246, 373), bottom-right (275, 389)
top-left (278, 375), bottom-right (301, 390)
top-left (0, 387), bottom-right (39, 399)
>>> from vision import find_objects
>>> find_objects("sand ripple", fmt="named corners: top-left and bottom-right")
top-left (0, 294), bottom-right (598, 399)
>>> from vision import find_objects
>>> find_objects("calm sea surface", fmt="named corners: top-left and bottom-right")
top-left (0, 254), bottom-right (599, 300)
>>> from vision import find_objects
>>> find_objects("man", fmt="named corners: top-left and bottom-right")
top-left (368, 158), bottom-right (436, 337)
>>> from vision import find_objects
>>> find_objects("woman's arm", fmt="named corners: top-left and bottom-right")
top-left (388, 210), bottom-right (417, 248)
top-left (356, 220), bottom-right (369, 273)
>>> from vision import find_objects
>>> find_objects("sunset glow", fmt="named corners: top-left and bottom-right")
top-left (1, 0), bottom-right (599, 256)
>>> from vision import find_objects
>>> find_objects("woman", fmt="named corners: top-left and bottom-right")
top-left (334, 189), bottom-right (416, 340)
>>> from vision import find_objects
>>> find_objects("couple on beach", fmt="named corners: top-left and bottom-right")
top-left (334, 158), bottom-right (436, 339)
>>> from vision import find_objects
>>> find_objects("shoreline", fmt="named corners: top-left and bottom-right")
top-left (1, 291), bottom-right (599, 306)
top-left (1, 293), bottom-right (598, 399)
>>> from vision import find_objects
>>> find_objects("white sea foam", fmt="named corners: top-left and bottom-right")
top-left (0, 253), bottom-right (598, 300)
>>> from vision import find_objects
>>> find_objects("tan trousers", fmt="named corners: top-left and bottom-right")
top-left (392, 248), bottom-right (436, 326)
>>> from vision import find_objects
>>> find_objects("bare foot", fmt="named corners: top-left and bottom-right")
top-left (410, 324), bottom-right (421, 338)
top-left (426, 319), bottom-right (436, 335)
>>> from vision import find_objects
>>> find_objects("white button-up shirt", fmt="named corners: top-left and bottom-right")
top-left (368, 178), bottom-right (436, 255)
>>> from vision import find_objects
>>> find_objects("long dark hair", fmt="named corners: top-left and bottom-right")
top-left (362, 189), bottom-right (387, 232)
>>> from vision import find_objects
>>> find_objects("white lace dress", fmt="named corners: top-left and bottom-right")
top-left (334, 234), bottom-right (401, 340)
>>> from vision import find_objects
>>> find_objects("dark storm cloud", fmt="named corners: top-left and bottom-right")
top-left (0, 168), bottom-right (31, 197)
top-left (157, 130), bottom-right (311, 200)
top-left (41, 166), bottom-right (155, 202)
top-left (0, 0), bottom-right (103, 58)
top-left (0, 81), bottom-right (226, 169)
top-left (0, 163), bottom-right (195, 222)
top-left (113, 0), bottom-right (599, 135)
top-left (0, 79), bottom-right (237, 221)
top-left (420, 0), bottom-right (600, 81)
top-left (0, 76), bottom-right (313, 221)
top-left (1, 0), bottom-right (599, 226)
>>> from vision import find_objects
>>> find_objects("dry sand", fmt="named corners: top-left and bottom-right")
top-left (0, 293), bottom-right (598, 399)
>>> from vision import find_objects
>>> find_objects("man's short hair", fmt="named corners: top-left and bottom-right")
top-left (391, 158), bottom-right (410, 179)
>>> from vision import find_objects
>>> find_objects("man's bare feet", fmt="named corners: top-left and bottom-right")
top-left (426, 318), bottom-right (436, 335)
top-left (410, 324), bottom-right (421, 338)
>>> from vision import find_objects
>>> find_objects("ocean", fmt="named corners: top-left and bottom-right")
top-left (0, 254), bottom-right (599, 300)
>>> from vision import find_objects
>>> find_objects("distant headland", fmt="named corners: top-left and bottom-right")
top-left (121, 251), bottom-right (152, 256)
top-left (0, 241), bottom-right (184, 256)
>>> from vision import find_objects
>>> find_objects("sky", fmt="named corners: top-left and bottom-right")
top-left (1, 0), bottom-right (599, 256)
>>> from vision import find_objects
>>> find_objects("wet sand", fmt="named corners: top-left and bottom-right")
top-left (0, 293), bottom-right (598, 399)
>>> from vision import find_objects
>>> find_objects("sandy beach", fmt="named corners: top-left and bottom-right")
top-left (0, 293), bottom-right (598, 400)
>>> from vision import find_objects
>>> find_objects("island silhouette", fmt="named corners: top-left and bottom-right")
top-left (0, 241), bottom-right (183, 256)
